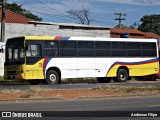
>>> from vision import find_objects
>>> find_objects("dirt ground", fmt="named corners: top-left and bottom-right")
top-left (0, 88), bottom-right (125, 101)
top-left (0, 87), bottom-right (159, 101)
top-left (0, 80), bottom-right (160, 101)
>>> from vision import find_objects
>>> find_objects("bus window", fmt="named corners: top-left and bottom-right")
top-left (60, 41), bottom-right (77, 57)
top-left (8, 48), bottom-right (12, 60)
top-left (26, 44), bottom-right (41, 57)
top-left (78, 41), bottom-right (94, 57)
top-left (44, 41), bottom-right (58, 57)
top-left (13, 49), bottom-right (18, 60)
top-left (20, 49), bottom-right (24, 58)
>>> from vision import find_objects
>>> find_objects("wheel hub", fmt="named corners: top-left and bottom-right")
top-left (120, 74), bottom-right (125, 80)
top-left (50, 74), bottom-right (56, 82)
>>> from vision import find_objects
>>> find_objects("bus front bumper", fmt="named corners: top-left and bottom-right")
top-left (4, 73), bottom-right (25, 80)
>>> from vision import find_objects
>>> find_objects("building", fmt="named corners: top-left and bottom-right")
top-left (110, 28), bottom-right (160, 39)
top-left (28, 21), bottom-right (110, 37)
top-left (144, 32), bottom-right (160, 39)
top-left (0, 7), bottom-right (30, 24)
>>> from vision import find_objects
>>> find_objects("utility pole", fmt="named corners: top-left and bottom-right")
top-left (1, 0), bottom-right (6, 42)
top-left (114, 13), bottom-right (127, 28)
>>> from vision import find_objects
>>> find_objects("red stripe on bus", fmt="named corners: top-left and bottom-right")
top-left (54, 36), bottom-right (62, 40)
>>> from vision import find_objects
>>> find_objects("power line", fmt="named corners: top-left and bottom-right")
top-left (35, 0), bottom-right (72, 19)
top-left (8, 0), bottom-right (128, 27)
top-left (8, 0), bottom-right (73, 22)
top-left (114, 13), bottom-right (127, 28)
top-left (30, 10), bottom-right (73, 22)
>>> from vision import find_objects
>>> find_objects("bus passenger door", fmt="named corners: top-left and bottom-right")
top-left (25, 41), bottom-right (43, 79)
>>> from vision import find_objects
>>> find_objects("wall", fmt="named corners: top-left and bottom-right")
top-left (5, 23), bottom-right (110, 39)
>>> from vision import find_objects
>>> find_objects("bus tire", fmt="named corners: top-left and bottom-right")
top-left (46, 70), bottom-right (60, 84)
top-left (97, 77), bottom-right (111, 83)
top-left (116, 69), bottom-right (128, 82)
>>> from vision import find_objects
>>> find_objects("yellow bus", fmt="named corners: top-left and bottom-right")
top-left (4, 36), bottom-right (159, 84)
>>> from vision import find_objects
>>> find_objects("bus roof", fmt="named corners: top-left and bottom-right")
top-left (17, 36), bottom-right (158, 42)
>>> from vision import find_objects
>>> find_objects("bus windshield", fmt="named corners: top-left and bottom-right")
top-left (5, 37), bottom-right (25, 65)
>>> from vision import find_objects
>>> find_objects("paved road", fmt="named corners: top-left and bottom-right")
top-left (0, 81), bottom-right (160, 90)
top-left (0, 96), bottom-right (160, 111)
top-left (0, 96), bottom-right (160, 119)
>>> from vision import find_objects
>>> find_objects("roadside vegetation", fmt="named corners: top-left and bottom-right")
top-left (23, 87), bottom-right (47, 98)
top-left (93, 85), bottom-right (160, 95)
top-left (0, 85), bottom-right (160, 101)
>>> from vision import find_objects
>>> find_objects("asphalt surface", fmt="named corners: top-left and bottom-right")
top-left (0, 81), bottom-right (160, 90)
top-left (0, 96), bottom-right (160, 120)
top-left (0, 96), bottom-right (160, 111)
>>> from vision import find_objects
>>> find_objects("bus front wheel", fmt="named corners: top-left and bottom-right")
top-left (116, 69), bottom-right (128, 82)
top-left (46, 70), bottom-right (60, 84)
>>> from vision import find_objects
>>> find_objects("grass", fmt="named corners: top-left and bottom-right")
top-left (93, 85), bottom-right (160, 94)
top-left (23, 87), bottom-right (48, 98)
top-left (0, 89), bottom-right (20, 94)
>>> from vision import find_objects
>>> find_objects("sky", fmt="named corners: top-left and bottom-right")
top-left (8, 0), bottom-right (160, 28)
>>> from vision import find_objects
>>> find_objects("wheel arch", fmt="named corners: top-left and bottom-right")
top-left (46, 67), bottom-right (61, 81)
top-left (117, 66), bottom-right (129, 77)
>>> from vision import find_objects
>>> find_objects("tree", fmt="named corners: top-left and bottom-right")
top-left (129, 22), bottom-right (139, 29)
top-left (138, 14), bottom-right (160, 35)
top-left (67, 8), bottom-right (91, 25)
top-left (115, 24), bottom-right (128, 28)
top-left (6, 2), bottom-right (43, 21)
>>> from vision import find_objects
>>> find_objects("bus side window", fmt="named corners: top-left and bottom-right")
top-left (26, 44), bottom-right (41, 57)
top-left (44, 41), bottom-right (58, 57)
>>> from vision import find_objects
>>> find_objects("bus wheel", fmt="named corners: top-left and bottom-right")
top-left (46, 70), bottom-right (60, 84)
top-left (116, 69), bottom-right (128, 82)
top-left (97, 77), bottom-right (111, 83)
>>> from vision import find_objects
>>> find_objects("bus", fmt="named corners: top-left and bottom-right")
top-left (4, 36), bottom-right (159, 84)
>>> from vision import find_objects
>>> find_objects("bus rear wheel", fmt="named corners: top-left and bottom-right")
top-left (116, 69), bottom-right (128, 82)
top-left (46, 70), bottom-right (60, 84)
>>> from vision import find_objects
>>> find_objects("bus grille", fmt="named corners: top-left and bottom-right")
top-left (7, 71), bottom-right (17, 75)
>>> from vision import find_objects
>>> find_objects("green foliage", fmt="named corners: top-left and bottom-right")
top-left (115, 24), bottom-right (129, 28)
top-left (129, 22), bottom-right (139, 29)
top-left (6, 2), bottom-right (43, 21)
top-left (138, 14), bottom-right (160, 35)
